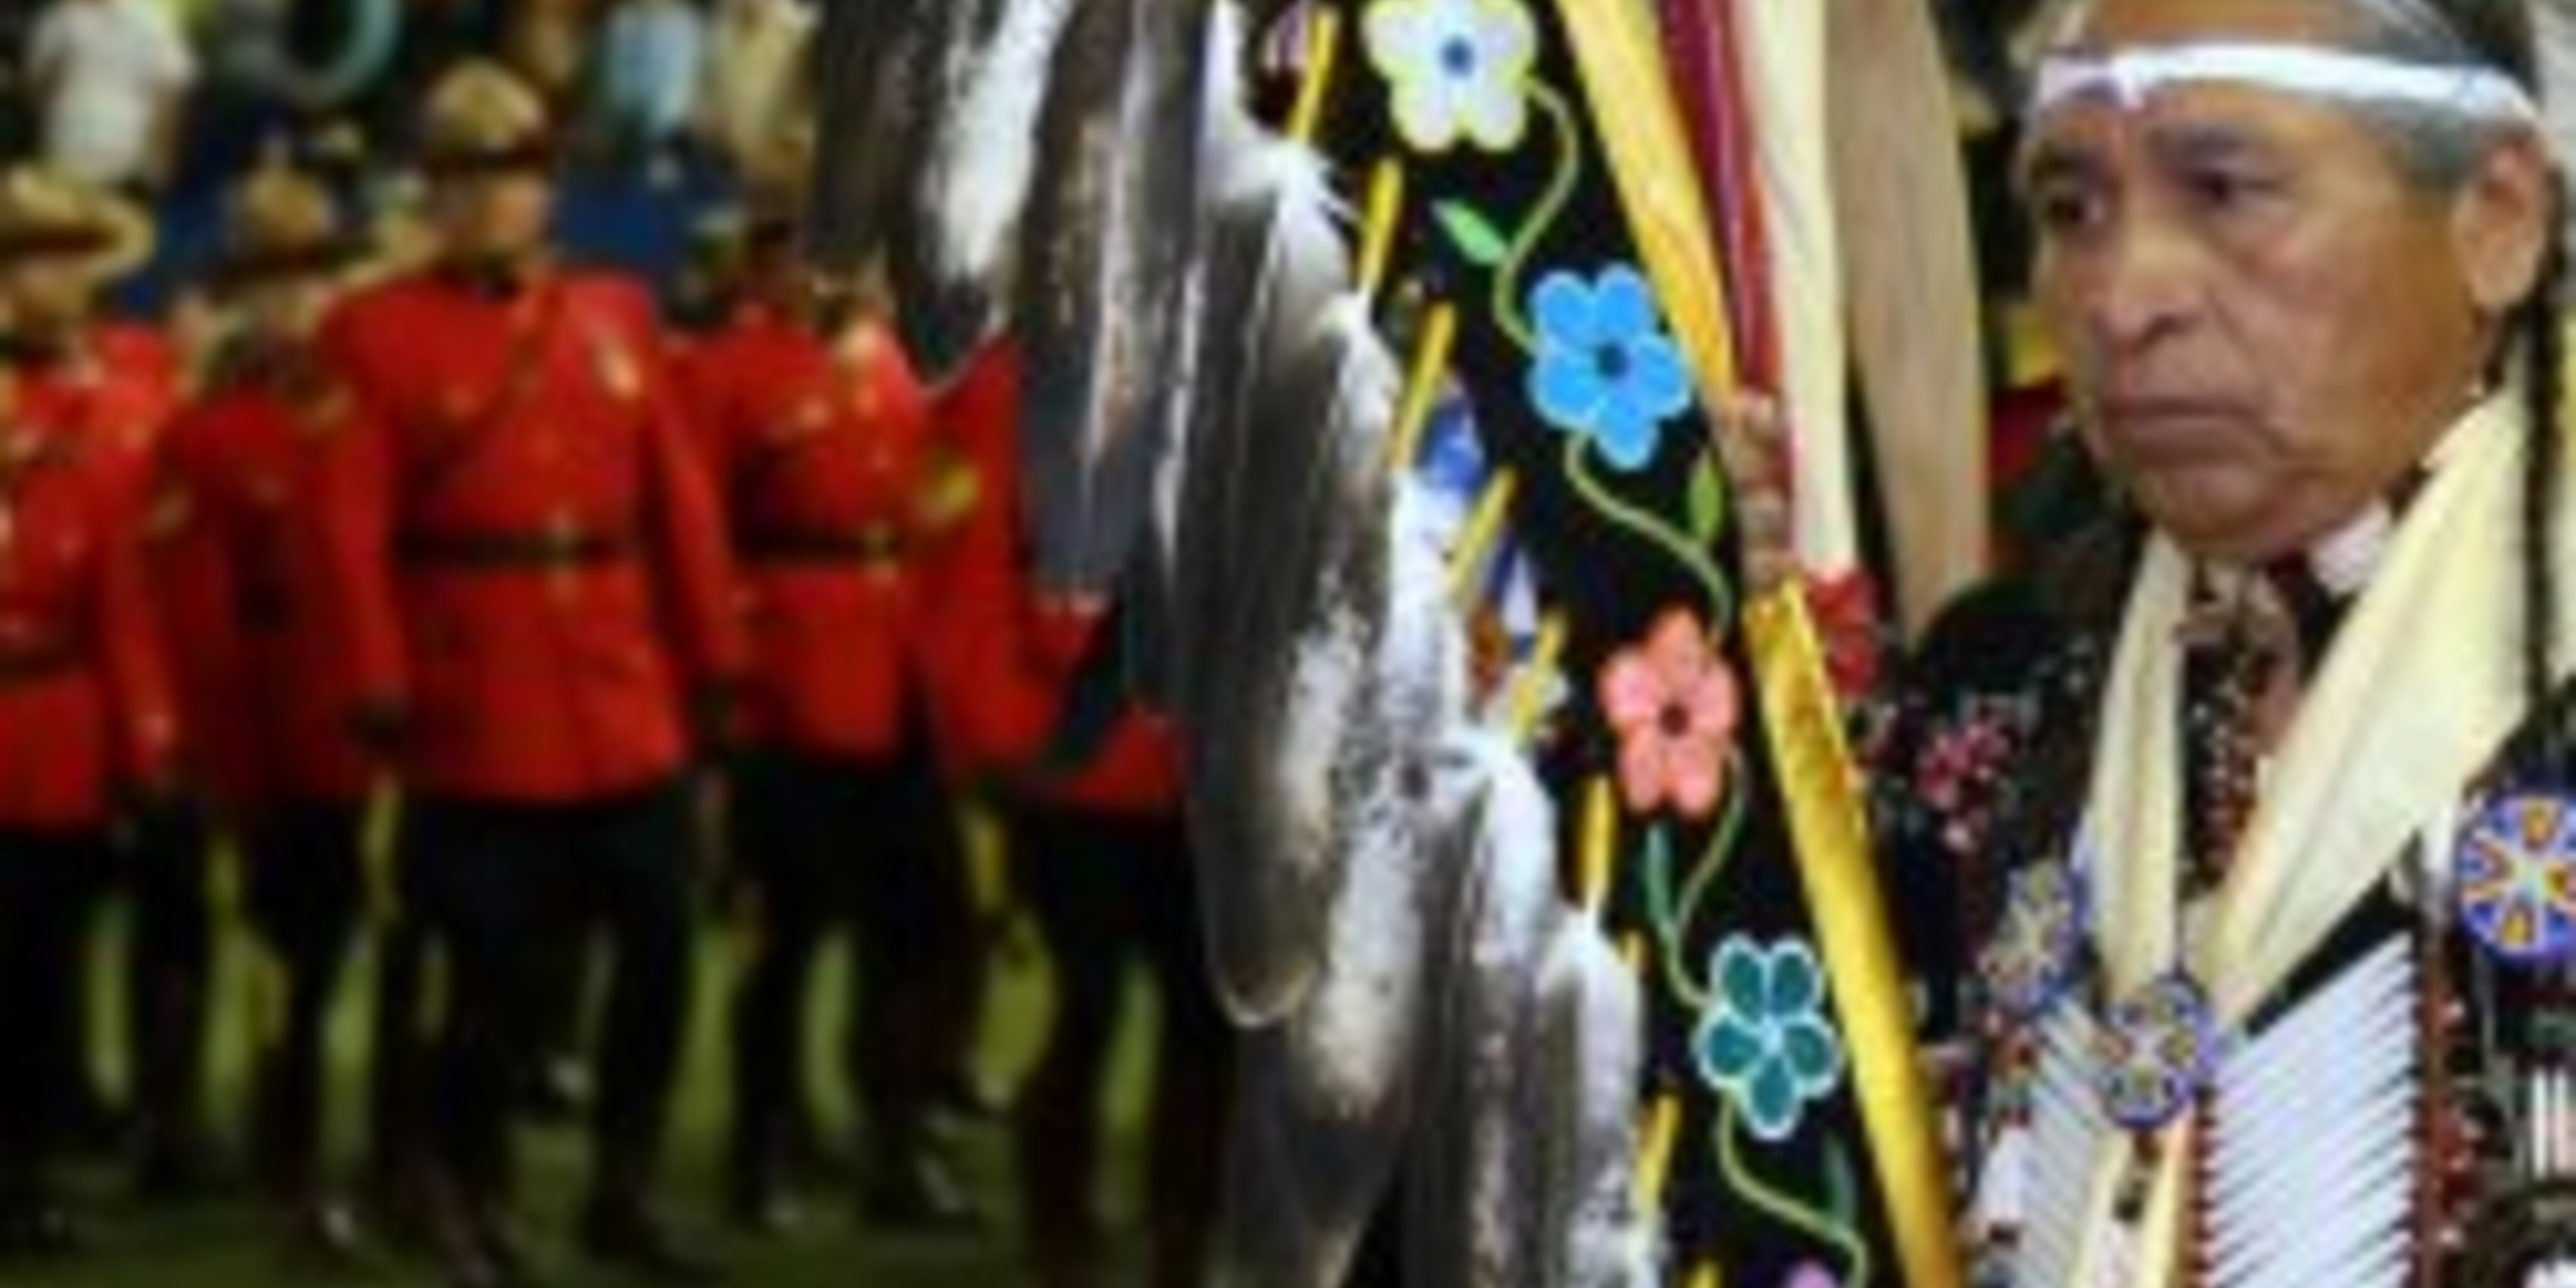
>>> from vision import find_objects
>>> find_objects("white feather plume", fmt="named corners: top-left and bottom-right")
top-left (1536, 919), bottom-right (1659, 1288)
top-left (926, 0), bottom-right (1077, 290)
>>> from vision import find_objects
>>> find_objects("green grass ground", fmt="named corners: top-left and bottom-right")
top-left (0, 896), bottom-right (1166, 1288)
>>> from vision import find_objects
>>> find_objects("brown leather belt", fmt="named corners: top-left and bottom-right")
top-left (739, 526), bottom-right (904, 568)
top-left (0, 640), bottom-right (78, 684)
top-left (238, 585), bottom-right (295, 632)
top-left (399, 528), bottom-right (635, 571)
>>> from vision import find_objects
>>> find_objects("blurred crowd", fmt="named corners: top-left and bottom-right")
top-left (0, 6), bottom-right (1230, 1288)
top-left (0, 0), bottom-right (813, 198)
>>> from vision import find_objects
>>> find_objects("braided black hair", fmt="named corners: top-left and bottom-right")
top-left (2518, 198), bottom-right (2565, 743)
top-left (2379, 0), bottom-right (2569, 755)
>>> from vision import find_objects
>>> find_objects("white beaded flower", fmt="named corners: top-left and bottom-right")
top-left (1363, 0), bottom-right (1538, 154)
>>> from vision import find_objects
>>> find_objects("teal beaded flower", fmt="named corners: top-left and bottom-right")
top-left (1695, 935), bottom-right (1846, 1144)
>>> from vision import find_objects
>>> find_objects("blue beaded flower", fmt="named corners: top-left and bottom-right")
top-left (1525, 264), bottom-right (1692, 472)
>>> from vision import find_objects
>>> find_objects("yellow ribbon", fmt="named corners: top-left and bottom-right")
top-left (1552, 0), bottom-right (1740, 405)
top-left (1746, 588), bottom-right (1965, 1288)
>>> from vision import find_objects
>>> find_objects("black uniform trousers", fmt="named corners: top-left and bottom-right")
top-left (403, 781), bottom-right (697, 1212)
top-left (1012, 799), bottom-right (1232, 1288)
top-left (0, 829), bottom-right (107, 1212)
top-left (723, 741), bottom-right (968, 1188)
top-left (118, 795), bottom-right (213, 1184)
top-left (239, 798), bottom-right (371, 1205)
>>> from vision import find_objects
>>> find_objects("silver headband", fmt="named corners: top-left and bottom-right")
top-left (2029, 42), bottom-right (2540, 125)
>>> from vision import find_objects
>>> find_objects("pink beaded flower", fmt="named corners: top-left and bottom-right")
top-left (1599, 608), bottom-right (1741, 820)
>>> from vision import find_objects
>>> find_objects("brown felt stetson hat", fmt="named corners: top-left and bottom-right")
top-left (0, 165), bottom-right (155, 284)
top-left (417, 59), bottom-right (557, 177)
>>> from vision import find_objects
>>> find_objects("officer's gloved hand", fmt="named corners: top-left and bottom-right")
top-left (112, 768), bottom-right (196, 857)
top-left (349, 696), bottom-right (411, 757)
top-left (690, 766), bottom-right (736, 897)
top-left (690, 682), bottom-right (737, 762)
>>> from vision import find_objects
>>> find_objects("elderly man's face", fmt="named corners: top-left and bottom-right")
top-left (2025, 0), bottom-right (2549, 563)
